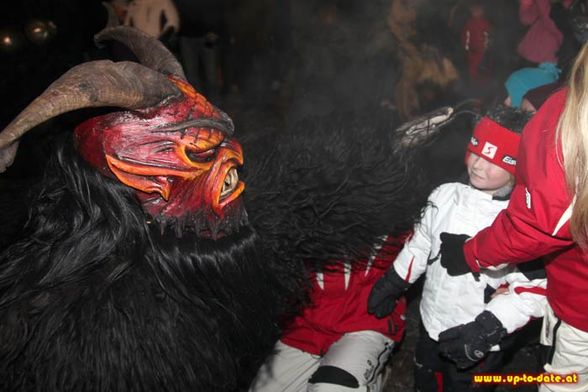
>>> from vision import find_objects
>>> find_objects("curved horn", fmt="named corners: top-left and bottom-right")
top-left (0, 60), bottom-right (180, 172)
top-left (95, 26), bottom-right (186, 79)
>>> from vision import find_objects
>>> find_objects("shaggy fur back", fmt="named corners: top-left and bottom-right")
top-left (0, 142), bottom-right (304, 392)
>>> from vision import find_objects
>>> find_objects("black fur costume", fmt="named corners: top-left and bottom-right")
top-left (0, 35), bottom-right (435, 392)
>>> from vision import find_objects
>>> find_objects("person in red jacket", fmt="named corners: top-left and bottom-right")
top-left (438, 44), bottom-right (588, 392)
top-left (517, 0), bottom-right (563, 65)
top-left (461, 0), bottom-right (491, 84)
top-left (249, 236), bottom-right (407, 392)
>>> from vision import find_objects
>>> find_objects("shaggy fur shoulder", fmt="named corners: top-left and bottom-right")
top-left (242, 113), bottom-right (433, 269)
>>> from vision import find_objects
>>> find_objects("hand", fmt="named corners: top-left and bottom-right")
top-left (368, 268), bottom-right (410, 318)
top-left (438, 311), bottom-right (507, 369)
top-left (394, 106), bottom-right (454, 149)
top-left (439, 233), bottom-right (475, 277)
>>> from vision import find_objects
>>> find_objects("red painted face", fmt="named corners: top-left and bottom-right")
top-left (74, 76), bottom-right (245, 238)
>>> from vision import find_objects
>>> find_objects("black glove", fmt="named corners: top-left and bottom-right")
top-left (368, 268), bottom-right (410, 318)
top-left (438, 311), bottom-right (507, 369)
top-left (439, 232), bottom-right (475, 277)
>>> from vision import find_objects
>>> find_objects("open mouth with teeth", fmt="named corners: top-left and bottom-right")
top-left (215, 167), bottom-right (244, 212)
top-left (142, 163), bottom-right (247, 239)
top-left (220, 167), bottom-right (239, 200)
top-left (213, 143), bottom-right (245, 214)
top-left (188, 163), bottom-right (246, 239)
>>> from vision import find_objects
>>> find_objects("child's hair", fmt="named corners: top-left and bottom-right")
top-left (484, 104), bottom-right (533, 135)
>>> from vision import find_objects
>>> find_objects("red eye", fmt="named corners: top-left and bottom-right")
top-left (186, 148), bottom-right (217, 163)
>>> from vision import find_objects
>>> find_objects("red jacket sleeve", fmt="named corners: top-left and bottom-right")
top-left (464, 89), bottom-right (575, 272)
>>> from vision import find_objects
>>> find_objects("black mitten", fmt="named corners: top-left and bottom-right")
top-left (438, 311), bottom-right (507, 369)
top-left (368, 268), bottom-right (410, 318)
top-left (439, 232), bottom-right (475, 277)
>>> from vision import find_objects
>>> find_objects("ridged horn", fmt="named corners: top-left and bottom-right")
top-left (0, 60), bottom-right (180, 172)
top-left (95, 26), bottom-right (186, 79)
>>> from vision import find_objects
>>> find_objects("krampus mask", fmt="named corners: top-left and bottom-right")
top-left (0, 27), bottom-right (244, 238)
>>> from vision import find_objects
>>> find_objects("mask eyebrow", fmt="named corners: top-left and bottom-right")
top-left (151, 118), bottom-right (233, 136)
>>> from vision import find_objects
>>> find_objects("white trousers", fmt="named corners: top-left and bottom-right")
top-left (539, 305), bottom-right (588, 392)
top-left (249, 331), bottom-right (394, 392)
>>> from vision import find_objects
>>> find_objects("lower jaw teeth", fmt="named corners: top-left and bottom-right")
top-left (220, 168), bottom-right (238, 198)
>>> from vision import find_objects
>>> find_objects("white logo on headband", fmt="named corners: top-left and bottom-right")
top-left (470, 136), bottom-right (478, 146)
top-left (502, 155), bottom-right (516, 166)
top-left (482, 142), bottom-right (497, 159)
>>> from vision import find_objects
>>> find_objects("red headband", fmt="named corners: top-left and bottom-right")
top-left (466, 117), bottom-right (520, 175)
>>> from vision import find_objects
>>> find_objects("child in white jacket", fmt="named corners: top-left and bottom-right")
top-left (368, 104), bottom-right (546, 391)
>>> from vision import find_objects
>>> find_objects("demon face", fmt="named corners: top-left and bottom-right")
top-left (74, 76), bottom-right (246, 238)
top-left (0, 27), bottom-right (247, 238)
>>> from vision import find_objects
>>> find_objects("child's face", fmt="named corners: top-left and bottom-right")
top-left (470, 5), bottom-right (485, 17)
top-left (466, 153), bottom-right (513, 195)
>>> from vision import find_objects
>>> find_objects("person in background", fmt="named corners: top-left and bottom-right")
top-left (369, 105), bottom-right (546, 391)
top-left (517, 0), bottom-right (563, 66)
top-left (123, 0), bottom-right (179, 40)
top-left (249, 235), bottom-right (407, 392)
top-left (503, 62), bottom-right (561, 108)
top-left (520, 81), bottom-right (562, 113)
top-left (461, 0), bottom-right (491, 85)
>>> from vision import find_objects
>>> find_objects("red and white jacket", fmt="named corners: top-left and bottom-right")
top-left (464, 88), bottom-right (588, 332)
top-left (281, 236), bottom-right (406, 356)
